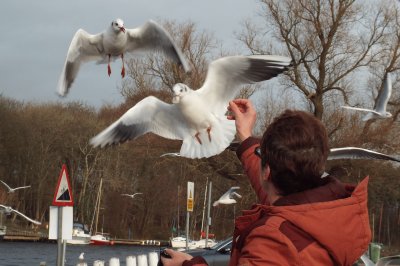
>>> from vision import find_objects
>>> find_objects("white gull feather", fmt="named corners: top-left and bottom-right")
top-left (90, 54), bottom-right (292, 159)
top-left (57, 18), bottom-right (190, 96)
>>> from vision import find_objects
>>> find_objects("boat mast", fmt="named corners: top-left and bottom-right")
top-left (90, 178), bottom-right (103, 235)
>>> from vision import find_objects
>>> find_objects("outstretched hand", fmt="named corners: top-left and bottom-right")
top-left (227, 99), bottom-right (257, 142)
top-left (161, 249), bottom-right (193, 266)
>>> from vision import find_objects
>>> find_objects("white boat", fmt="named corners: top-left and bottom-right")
top-left (170, 236), bottom-right (195, 249)
top-left (67, 222), bottom-right (91, 245)
top-left (89, 179), bottom-right (114, 246)
top-left (190, 239), bottom-right (218, 249)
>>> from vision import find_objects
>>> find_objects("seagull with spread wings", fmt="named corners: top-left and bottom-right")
top-left (90, 54), bottom-right (292, 159)
top-left (121, 192), bottom-right (143, 199)
top-left (0, 204), bottom-right (41, 225)
top-left (0, 180), bottom-right (30, 193)
top-left (341, 72), bottom-right (393, 121)
top-left (213, 187), bottom-right (242, 207)
top-left (328, 147), bottom-right (400, 163)
top-left (57, 18), bottom-right (190, 96)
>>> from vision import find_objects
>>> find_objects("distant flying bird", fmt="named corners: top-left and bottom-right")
top-left (0, 180), bottom-right (30, 193)
top-left (121, 193), bottom-right (143, 199)
top-left (328, 147), bottom-right (400, 163)
top-left (213, 187), bottom-right (242, 207)
top-left (160, 152), bottom-right (181, 157)
top-left (90, 54), bottom-right (292, 159)
top-left (0, 204), bottom-right (41, 225)
top-left (57, 18), bottom-right (190, 96)
top-left (341, 72), bottom-right (393, 121)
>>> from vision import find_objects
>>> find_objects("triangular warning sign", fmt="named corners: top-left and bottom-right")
top-left (52, 164), bottom-right (74, 207)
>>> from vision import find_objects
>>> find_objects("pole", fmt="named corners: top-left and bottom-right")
top-left (205, 182), bottom-right (212, 248)
top-left (177, 185), bottom-right (180, 237)
top-left (185, 211), bottom-right (190, 250)
top-left (56, 207), bottom-right (63, 266)
top-left (200, 177), bottom-right (208, 238)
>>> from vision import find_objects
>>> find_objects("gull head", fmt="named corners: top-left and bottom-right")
top-left (111, 18), bottom-right (125, 33)
top-left (172, 83), bottom-right (191, 103)
top-left (384, 112), bottom-right (393, 118)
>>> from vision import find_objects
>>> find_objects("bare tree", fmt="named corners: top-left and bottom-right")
top-left (239, 0), bottom-right (390, 119)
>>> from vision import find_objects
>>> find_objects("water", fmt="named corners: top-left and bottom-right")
top-left (0, 242), bottom-right (161, 266)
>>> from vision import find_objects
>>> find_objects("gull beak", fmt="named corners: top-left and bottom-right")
top-left (119, 27), bottom-right (125, 33)
top-left (172, 95), bottom-right (180, 104)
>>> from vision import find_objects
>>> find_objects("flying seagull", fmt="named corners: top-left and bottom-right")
top-left (90, 54), bottom-right (292, 159)
top-left (328, 147), bottom-right (400, 163)
top-left (57, 18), bottom-right (190, 96)
top-left (0, 204), bottom-right (41, 225)
top-left (121, 193), bottom-right (143, 199)
top-left (213, 186), bottom-right (242, 207)
top-left (341, 72), bottom-right (393, 121)
top-left (0, 180), bottom-right (30, 193)
top-left (160, 152), bottom-right (181, 157)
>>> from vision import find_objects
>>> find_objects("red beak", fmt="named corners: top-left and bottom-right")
top-left (119, 27), bottom-right (125, 33)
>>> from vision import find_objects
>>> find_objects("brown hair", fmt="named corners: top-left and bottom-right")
top-left (260, 110), bottom-right (329, 196)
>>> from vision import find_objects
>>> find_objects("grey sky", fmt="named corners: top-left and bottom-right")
top-left (0, 0), bottom-right (261, 108)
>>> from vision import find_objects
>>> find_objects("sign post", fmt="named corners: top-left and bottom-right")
top-left (49, 164), bottom-right (74, 266)
top-left (186, 182), bottom-right (194, 250)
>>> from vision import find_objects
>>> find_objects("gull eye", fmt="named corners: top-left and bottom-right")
top-left (180, 89), bottom-right (183, 92)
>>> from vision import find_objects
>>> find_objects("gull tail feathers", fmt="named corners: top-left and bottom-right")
top-left (180, 118), bottom-right (236, 159)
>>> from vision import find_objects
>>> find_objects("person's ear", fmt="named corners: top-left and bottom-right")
top-left (262, 166), bottom-right (271, 181)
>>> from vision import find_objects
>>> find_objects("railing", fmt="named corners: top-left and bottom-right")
top-left (39, 252), bottom-right (162, 266)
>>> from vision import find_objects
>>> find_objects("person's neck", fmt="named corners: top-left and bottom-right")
top-left (265, 182), bottom-right (281, 205)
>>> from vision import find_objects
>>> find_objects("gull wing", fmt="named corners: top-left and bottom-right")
top-left (0, 205), bottom-right (41, 225)
top-left (13, 185), bottom-right (31, 191)
top-left (10, 207), bottom-right (41, 225)
top-left (0, 180), bottom-right (12, 191)
top-left (57, 29), bottom-right (104, 96)
top-left (126, 20), bottom-right (190, 72)
top-left (328, 147), bottom-right (400, 163)
top-left (340, 106), bottom-right (381, 115)
top-left (90, 96), bottom-right (190, 147)
top-left (197, 55), bottom-right (291, 115)
top-left (374, 72), bottom-right (392, 113)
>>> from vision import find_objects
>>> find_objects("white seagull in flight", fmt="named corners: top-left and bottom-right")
top-left (0, 204), bottom-right (41, 225)
top-left (213, 187), bottom-right (242, 207)
top-left (328, 147), bottom-right (400, 163)
top-left (0, 180), bottom-right (30, 193)
top-left (121, 193), bottom-right (143, 199)
top-left (90, 54), bottom-right (292, 159)
top-left (341, 72), bottom-right (393, 121)
top-left (57, 18), bottom-right (190, 96)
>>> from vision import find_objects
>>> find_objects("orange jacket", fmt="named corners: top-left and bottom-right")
top-left (184, 137), bottom-right (371, 266)
top-left (229, 137), bottom-right (371, 266)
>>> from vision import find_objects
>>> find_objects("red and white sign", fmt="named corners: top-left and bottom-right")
top-left (52, 164), bottom-right (74, 206)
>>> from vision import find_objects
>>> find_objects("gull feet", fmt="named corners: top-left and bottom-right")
top-left (121, 65), bottom-right (125, 78)
top-left (108, 64), bottom-right (112, 77)
top-left (195, 132), bottom-right (202, 145)
top-left (207, 127), bottom-right (212, 142)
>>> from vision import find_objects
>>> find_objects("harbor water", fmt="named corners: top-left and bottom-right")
top-left (0, 242), bottom-right (162, 266)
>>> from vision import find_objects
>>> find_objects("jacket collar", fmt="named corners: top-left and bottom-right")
top-left (273, 176), bottom-right (353, 206)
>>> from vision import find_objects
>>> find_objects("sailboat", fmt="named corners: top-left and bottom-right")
top-left (90, 178), bottom-right (114, 245)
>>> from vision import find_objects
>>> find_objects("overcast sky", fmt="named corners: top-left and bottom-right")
top-left (0, 0), bottom-right (261, 108)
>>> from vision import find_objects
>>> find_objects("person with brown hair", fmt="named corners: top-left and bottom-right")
top-left (161, 99), bottom-right (371, 266)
